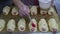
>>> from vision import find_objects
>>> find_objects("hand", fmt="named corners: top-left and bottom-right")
top-left (12, 0), bottom-right (30, 16)
top-left (19, 4), bottom-right (30, 17)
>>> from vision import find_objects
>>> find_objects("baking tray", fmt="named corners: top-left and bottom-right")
top-left (0, 6), bottom-right (60, 34)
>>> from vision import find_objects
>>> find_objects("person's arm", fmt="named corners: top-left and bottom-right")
top-left (12, 0), bottom-right (24, 8)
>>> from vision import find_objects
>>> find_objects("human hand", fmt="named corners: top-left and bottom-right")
top-left (19, 4), bottom-right (30, 17)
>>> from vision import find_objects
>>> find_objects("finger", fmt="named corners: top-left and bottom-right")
top-left (27, 8), bottom-right (30, 13)
top-left (21, 11), bottom-right (27, 16)
top-left (26, 7), bottom-right (30, 13)
top-left (24, 12), bottom-right (31, 21)
top-left (20, 9), bottom-right (29, 16)
top-left (23, 11), bottom-right (30, 17)
top-left (20, 13), bottom-right (23, 17)
top-left (23, 6), bottom-right (30, 13)
top-left (19, 10), bottom-right (23, 17)
top-left (24, 10), bottom-right (30, 16)
top-left (20, 10), bottom-right (27, 16)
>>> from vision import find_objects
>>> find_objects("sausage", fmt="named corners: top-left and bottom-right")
top-left (38, 18), bottom-right (48, 32)
top-left (11, 7), bottom-right (18, 15)
top-left (30, 6), bottom-right (37, 15)
top-left (18, 18), bottom-right (26, 31)
top-left (3, 6), bottom-right (10, 15)
top-left (0, 19), bottom-right (5, 32)
top-left (29, 19), bottom-right (37, 32)
top-left (40, 10), bottom-right (47, 15)
top-left (48, 18), bottom-right (59, 32)
top-left (7, 19), bottom-right (15, 32)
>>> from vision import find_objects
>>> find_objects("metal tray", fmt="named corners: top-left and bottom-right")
top-left (0, 6), bottom-right (60, 34)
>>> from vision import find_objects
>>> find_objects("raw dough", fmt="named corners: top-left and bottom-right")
top-left (11, 7), bottom-right (18, 15)
top-left (29, 19), bottom-right (37, 32)
top-left (30, 6), bottom-right (37, 15)
top-left (38, 18), bottom-right (48, 32)
top-left (7, 19), bottom-right (15, 32)
top-left (0, 19), bottom-right (5, 32)
top-left (3, 6), bottom-right (10, 15)
top-left (48, 7), bottom-right (56, 15)
top-left (18, 18), bottom-right (26, 31)
top-left (48, 18), bottom-right (59, 32)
